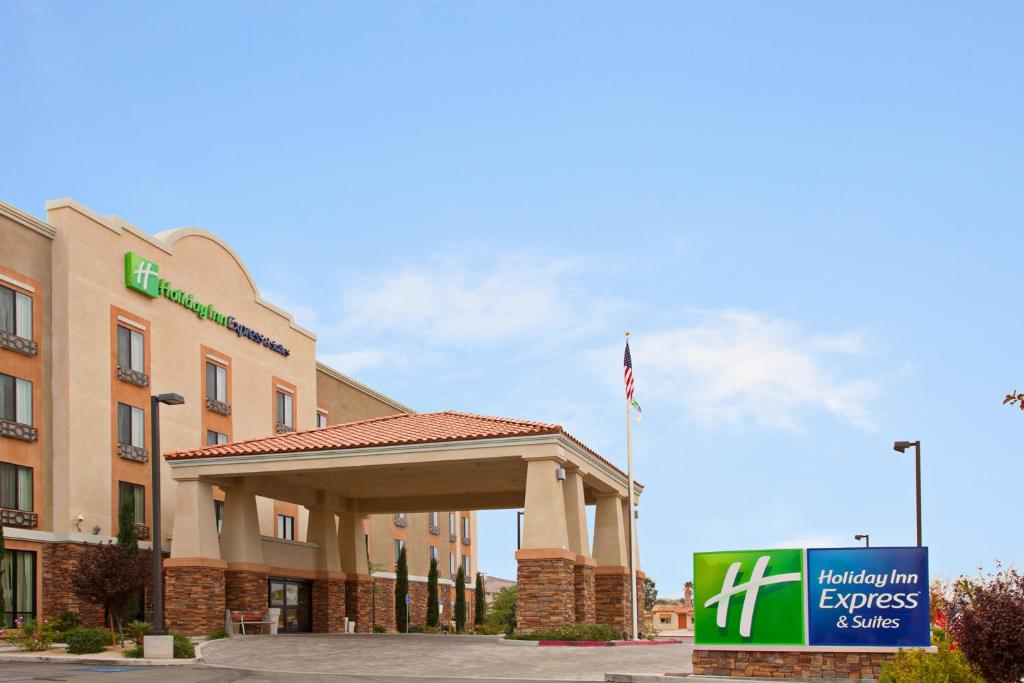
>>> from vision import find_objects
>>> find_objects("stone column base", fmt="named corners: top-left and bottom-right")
top-left (165, 560), bottom-right (226, 636)
top-left (345, 574), bottom-right (374, 633)
top-left (595, 566), bottom-right (631, 638)
top-left (573, 557), bottom-right (596, 624)
top-left (41, 542), bottom-right (108, 627)
top-left (375, 577), bottom-right (397, 631)
top-left (515, 548), bottom-right (576, 633)
top-left (692, 648), bottom-right (896, 680)
top-left (312, 574), bottom-right (347, 633)
top-left (225, 567), bottom-right (269, 613)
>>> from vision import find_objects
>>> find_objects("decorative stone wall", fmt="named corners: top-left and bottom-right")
top-left (691, 649), bottom-right (895, 680)
top-left (312, 578), bottom-right (346, 633)
top-left (408, 579), bottom-right (428, 628)
top-left (225, 570), bottom-right (268, 613)
top-left (165, 565), bottom-right (225, 635)
top-left (374, 577), bottom-right (397, 631)
top-left (42, 543), bottom-right (106, 626)
top-left (595, 571), bottom-right (631, 637)
top-left (573, 563), bottom-right (596, 624)
top-left (345, 575), bottom-right (374, 632)
top-left (516, 557), bottom-right (575, 633)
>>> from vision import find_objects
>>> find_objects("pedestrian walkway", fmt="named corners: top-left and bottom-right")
top-left (200, 634), bottom-right (693, 681)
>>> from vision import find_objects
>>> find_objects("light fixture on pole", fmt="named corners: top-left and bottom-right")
top-left (151, 392), bottom-right (184, 635)
top-left (854, 534), bottom-right (870, 547)
top-left (893, 440), bottom-right (922, 547)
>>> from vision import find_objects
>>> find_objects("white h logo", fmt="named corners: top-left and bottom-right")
top-left (134, 261), bottom-right (157, 290)
top-left (704, 555), bottom-right (801, 638)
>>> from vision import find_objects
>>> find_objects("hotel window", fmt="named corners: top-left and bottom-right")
top-left (2, 549), bottom-right (36, 627)
top-left (0, 463), bottom-right (32, 512)
top-left (118, 481), bottom-right (145, 526)
top-left (449, 552), bottom-right (456, 576)
top-left (316, 411), bottom-right (328, 428)
top-left (206, 430), bottom-right (228, 446)
top-left (394, 538), bottom-right (405, 564)
top-left (462, 555), bottom-right (470, 576)
top-left (461, 515), bottom-right (470, 541)
top-left (0, 285), bottom-right (32, 341)
top-left (116, 325), bottom-right (144, 372)
top-left (275, 390), bottom-right (293, 429)
top-left (206, 362), bottom-right (227, 402)
top-left (448, 512), bottom-right (456, 531)
top-left (117, 403), bottom-right (145, 448)
top-left (0, 374), bottom-right (32, 426)
top-left (277, 514), bottom-right (295, 540)
top-left (214, 500), bottom-right (224, 535)
top-left (429, 545), bottom-right (438, 563)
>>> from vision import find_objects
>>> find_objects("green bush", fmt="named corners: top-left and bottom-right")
top-left (50, 611), bottom-right (81, 642)
top-left (509, 623), bottom-right (619, 642)
top-left (123, 644), bottom-right (144, 658)
top-left (65, 627), bottom-right (110, 654)
top-left (16, 619), bottom-right (55, 651)
top-left (206, 628), bottom-right (230, 641)
top-left (474, 622), bottom-right (506, 635)
top-left (880, 646), bottom-right (982, 683)
top-left (125, 620), bottom-right (151, 645)
top-left (372, 624), bottom-right (387, 633)
top-left (172, 633), bottom-right (195, 659)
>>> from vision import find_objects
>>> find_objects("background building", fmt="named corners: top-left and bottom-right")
top-left (0, 197), bottom-right (476, 631)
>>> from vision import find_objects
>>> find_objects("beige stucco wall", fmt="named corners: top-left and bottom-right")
top-left (46, 199), bottom-right (317, 546)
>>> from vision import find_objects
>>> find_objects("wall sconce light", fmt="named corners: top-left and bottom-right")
top-left (91, 526), bottom-right (101, 535)
top-left (555, 467), bottom-right (566, 482)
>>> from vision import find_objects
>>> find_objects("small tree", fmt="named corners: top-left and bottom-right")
top-left (394, 547), bottom-right (409, 633)
top-left (426, 557), bottom-right (439, 628)
top-left (71, 542), bottom-right (148, 642)
top-left (948, 565), bottom-right (1024, 683)
top-left (0, 521), bottom-right (5, 625)
top-left (642, 577), bottom-right (658, 611)
top-left (486, 586), bottom-right (516, 635)
top-left (474, 572), bottom-right (485, 626)
top-left (116, 500), bottom-right (139, 555)
top-left (454, 566), bottom-right (467, 632)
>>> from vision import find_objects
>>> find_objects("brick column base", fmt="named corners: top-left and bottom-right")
top-left (375, 577), bottom-right (397, 631)
top-left (515, 549), bottom-right (575, 633)
top-left (312, 576), bottom-right (347, 633)
top-left (692, 648), bottom-right (894, 679)
top-left (41, 543), bottom-right (108, 627)
top-left (225, 569), bottom-right (268, 613)
top-left (345, 575), bottom-right (374, 633)
top-left (595, 568), bottom-right (631, 638)
top-left (165, 562), bottom-right (226, 636)
top-left (573, 559), bottom-right (596, 624)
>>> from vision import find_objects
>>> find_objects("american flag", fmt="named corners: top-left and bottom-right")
top-left (624, 341), bottom-right (635, 402)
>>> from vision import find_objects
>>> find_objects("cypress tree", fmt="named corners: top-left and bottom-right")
top-left (0, 521), bottom-right (5, 625)
top-left (454, 566), bottom-right (467, 632)
top-left (474, 572), bottom-right (485, 626)
top-left (116, 499), bottom-right (140, 555)
top-left (426, 557), bottom-right (439, 628)
top-left (395, 546), bottom-right (409, 632)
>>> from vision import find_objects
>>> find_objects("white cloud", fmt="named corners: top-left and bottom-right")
top-left (318, 349), bottom-right (406, 375)
top-left (773, 534), bottom-right (848, 549)
top-left (335, 253), bottom-right (617, 344)
top-left (622, 310), bottom-right (877, 432)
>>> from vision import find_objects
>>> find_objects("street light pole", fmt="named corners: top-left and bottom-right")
top-left (151, 392), bottom-right (184, 635)
top-left (893, 440), bottom-right (922, 547)
top-left (854, 534), bottom-right (870, 548)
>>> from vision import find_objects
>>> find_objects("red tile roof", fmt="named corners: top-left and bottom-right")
top-left (165, 411), bottom-right (628, 480)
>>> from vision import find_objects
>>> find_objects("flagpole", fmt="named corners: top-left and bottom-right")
top-left (625, 331), bottom-right (639, 640)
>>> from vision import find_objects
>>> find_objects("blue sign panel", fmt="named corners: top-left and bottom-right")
top-left (807, 547), bottom-right (930, 647)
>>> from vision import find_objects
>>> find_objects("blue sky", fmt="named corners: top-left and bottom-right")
top-left (3, 2), bottom-right (1021, 597)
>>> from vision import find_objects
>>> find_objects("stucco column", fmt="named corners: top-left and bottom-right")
top-left (221, 486), bottom-right (268, 616)
top-left (309, 507), bottom-right (346, 632)
top-left (593, 494), bottom-right (631, 637)
top-left (516, 457), bottom-right (575, 633)
top-left (563, 468), bottom-right (595, 624)
top-left (165, 478), bottom-right (225, 635)
top-left (338, 512), bottom-right (372, 632)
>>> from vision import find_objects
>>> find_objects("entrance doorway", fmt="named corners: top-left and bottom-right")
top-left (268, 578), bottom-right (312, 633)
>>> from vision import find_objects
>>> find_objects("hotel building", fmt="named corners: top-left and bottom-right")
top-left (0, 197), bottom-right (477, 632)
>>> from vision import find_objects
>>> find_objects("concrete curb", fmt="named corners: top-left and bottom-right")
top-left (0, 653), bottom-right (197, 665)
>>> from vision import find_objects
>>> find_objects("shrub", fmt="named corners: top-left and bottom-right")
top-left (125, 620), bottom-right (151, 645)
top-left (454, 567), bottom-right (467, 632)
top-left (372, 624), bottom-right (387, 633)
top-left (172, 633), bottom-right (195, 659)
top-left (206, 628), bottom-right (230, 641)
top-left (395, 547), bottom-right (409, 633)
top-left (16, 619), bottom-right (54, 651)
top-left (474, 622), bottom-right (505, 635)
top-left (486, 587), bottom-right (516, 635)
top-left (426, 557), bottom-right (439, 628)
top-left (880, 645), bottom-right (982, 683)
top-left (474, 572), bottom-right (486, 626)
top-left (65, 627), bottom-right (110, 654)
top-left (50, 611), bottom-right (81, 642)
top-left (123, 644), bottom-right (144, 658)
top-left (509, 623), bottom-right (618, 642)
top-left (948, 565), bottom-right (1024, 683)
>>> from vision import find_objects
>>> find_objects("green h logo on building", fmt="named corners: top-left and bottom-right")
top-left (694, 549), bottom-right (805, 646)
top-left (124, 251), bottom-right (160, 298)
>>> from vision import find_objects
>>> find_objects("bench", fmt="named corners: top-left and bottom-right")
top-left (226, 608), bottom-right (280, 636)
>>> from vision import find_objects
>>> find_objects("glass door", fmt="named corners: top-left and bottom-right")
top-left (268, 578), bottom-right (312, 633)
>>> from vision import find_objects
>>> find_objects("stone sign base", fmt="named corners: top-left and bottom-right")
top-left (693, 645), bottom-right (935, 680)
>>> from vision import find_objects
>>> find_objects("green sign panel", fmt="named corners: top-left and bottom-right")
top-left (124, 251), bottom-right (160, 298)
top-left (693, 548), bottom-right (805, 646)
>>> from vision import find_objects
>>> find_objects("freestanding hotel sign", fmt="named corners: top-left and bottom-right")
top-left (694, 547), bottom-right (930, 648)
